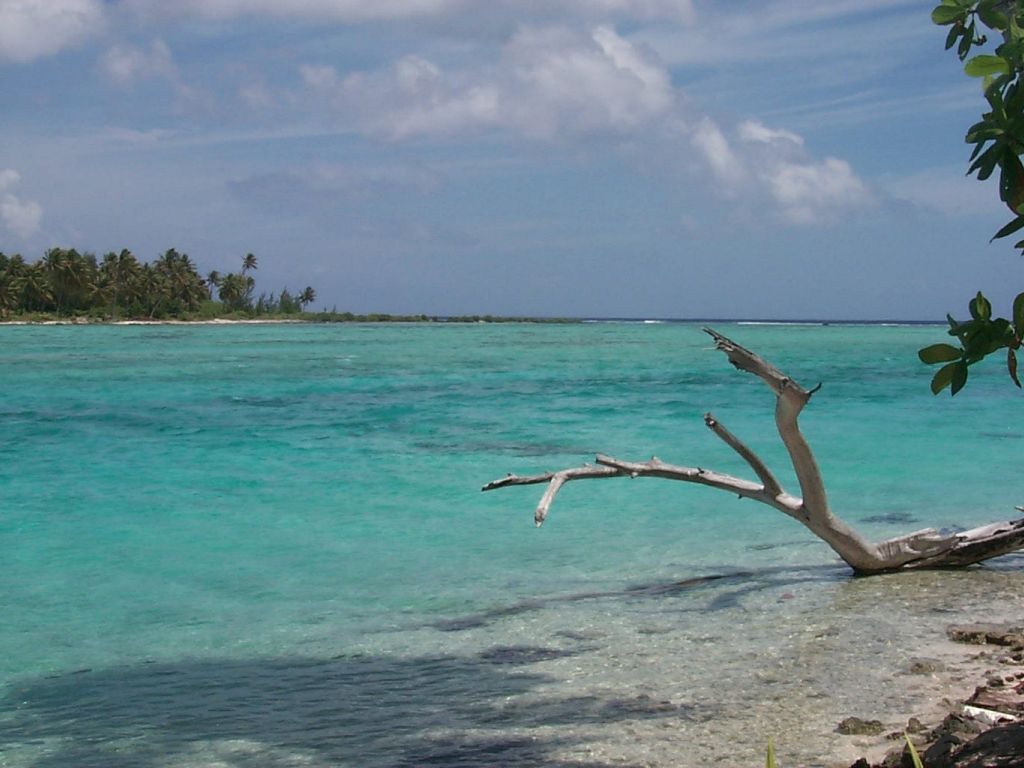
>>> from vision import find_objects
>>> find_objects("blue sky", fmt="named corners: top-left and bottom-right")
top-left (0, 0), bottom-right (1015, 319)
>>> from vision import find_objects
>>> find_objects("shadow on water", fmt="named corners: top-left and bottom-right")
top-left (0, 564), bottom-right (850, 768)
top-left (0, 648), bottom-right (683, 768)
top-left (432, 562), bottom-right (850, 632)
top-left (13, 557), bottom-right (1008, 768)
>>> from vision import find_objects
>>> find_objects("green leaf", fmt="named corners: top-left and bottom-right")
top-left (931, 361), bottom-right (958, 394)
top-left (978, 2), bottom-right (1009, 30)
top-left (946, 24), bottom-right (961, 49)
top-left (996, 39), bottom-right (1024, 62)
top-left (905, 735), bottom-right (925, 768)
top-left (959, 24), bottom-right (974, 57)
top-left (918, 343), bottom-right (963, 364)
top-left (990, 317), bottom-right (1013, 339)
top-left (969, 144), bottom-right (1002, 180)
top-left (951, 360), bottom-right (969, 395)
top-left (765, 740), bottom-right (777, 768)
top-left (1013, 292), bottom-right (1024, 332)
top-left (991, 215), bottom-right (1024, 240)
top-left (970, 291), bottom-right (993, 320)
top-left (1009, 348), bottom-right (1021, 387)
top-left (932, 4), bottom-right (964, 24)
top-left (966, 125), bottom-right (1004, 142)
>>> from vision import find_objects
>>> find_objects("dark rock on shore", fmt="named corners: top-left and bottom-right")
top-left (848, 623), bottom-right (1024, 768)
top-left (936, 721), bottom-right (1024, 767)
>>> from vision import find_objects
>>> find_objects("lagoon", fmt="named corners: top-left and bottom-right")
top-left (2, 321), bottom-right (1022, 766)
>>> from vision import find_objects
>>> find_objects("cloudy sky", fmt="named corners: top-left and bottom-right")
top-left (0, 0), bottom-right (1015, 318)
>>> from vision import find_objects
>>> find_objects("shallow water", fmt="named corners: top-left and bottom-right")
top-left (1, 322), bottom-right (1021, 766)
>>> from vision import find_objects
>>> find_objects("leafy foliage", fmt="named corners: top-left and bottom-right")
top-left (919, 290), bottom-right (1023, 393)
top-left (922, 0), bottom-right (1024, 393)
top-left (0, 248), bottom-right (319, 321)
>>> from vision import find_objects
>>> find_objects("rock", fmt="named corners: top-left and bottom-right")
top-left (838, 716), bottom-right (888, 736)
top-left (967, 686), bottom-right (1024, 716)
top-left (923, 733), bottom-right (965, 768)
top-left (876, 744), bottom-right (917, 768)
top-left (948, 623), bottom-right (1024, 647)
top-left (929, 712), bottom-right (986, 742)
top-left (906, 717), bottom-right (927, 734)
top-left (909, 658), bottom-right (944, 675)
top-left (945, 721), bottom-right (1024, 767)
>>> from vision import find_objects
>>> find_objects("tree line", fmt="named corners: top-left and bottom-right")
top-left (0, 247), bottom-right (316, 320)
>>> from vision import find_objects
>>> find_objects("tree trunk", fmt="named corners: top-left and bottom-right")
top-left (483, 328), bottom-right (1024, 575)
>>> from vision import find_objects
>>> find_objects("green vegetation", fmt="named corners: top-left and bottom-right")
top-left (0, 245), bottom-right (571, 324)
top-left (906, 733), bottom-right (926, 768)
top-left (921, 0), bottom-right (1024, 393)
top-left (0, 247), bottom-right (319, 322)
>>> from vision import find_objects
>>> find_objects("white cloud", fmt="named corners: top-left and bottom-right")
top-left (763, 157), bottom-right (872, 224)
top-left (97, 39), bottom-right (209, 111)
top-left (503, 25), bottom-right (673, 138)
top-left (691, 118), bottom-right (872, 224)
top-left (122, 0), bottom-right (693, 23)
top-left (738, 119), bottom-right (803, 147)
top-left (303, 25), bottom-right (673, 140)
top-left (306, 56), bottom-right (500, 139)
top-left (882, 166), bottom-right (995, 217)
top-left (691, 118), bottom-right (743, 188)
top-left (296, 21), bottom-right (867, 226)
top-left (0, 169), bottom-right (42, 239)
top-left (0, 0), bottom-right (104, 63)
top-left (99, 40), bottom-right (176, 87)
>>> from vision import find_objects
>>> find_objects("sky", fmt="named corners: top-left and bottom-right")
top-left (0, 0), bottom-right (1017, 319)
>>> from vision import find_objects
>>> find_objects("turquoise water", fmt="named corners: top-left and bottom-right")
top-left (2, 321), bottom-right (1023, 767)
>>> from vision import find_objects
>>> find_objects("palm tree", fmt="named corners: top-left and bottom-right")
top-left (151, 249), bottom-right (206, 315)
top-left (97, 252), bottom-right (119, 315)
top-left (298, 286), bottom-right (316, 311)
top-left (206, 270), bottom-right (221, 300)
top-left (43, 248), bottom-right (69, 314)
top-left (0, 273), bottom-right (16, 317)
top-left (115, 249), bottom-right (143, 314)
top-left (18, 262), bottom-right (52, 312)
top-left (42, 248), bottom-right (97, 315)
top-left (242, 253), bottom-right (258, 273)
top-left (218, 272), bottom-right (249, 312)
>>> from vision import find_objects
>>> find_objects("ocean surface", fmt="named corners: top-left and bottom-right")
top-left (2, 321), bottom-right (1023, 767)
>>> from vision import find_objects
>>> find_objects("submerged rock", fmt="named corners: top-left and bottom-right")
top-left (908, 658), bottom-right (944, 675)
top-left (837, 716), bottom-right (887, 736)
top-left (947, 623), bottom-right (1024, 647)
top-left (477, 645), bottom-right (580, 665)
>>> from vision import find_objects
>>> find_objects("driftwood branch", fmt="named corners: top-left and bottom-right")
top-left (703, 413), bottom-right (782, 498)
top-left (483, 327), bottom-right (1024, 575)
top-left (483, 466), bottom-right (621, 526)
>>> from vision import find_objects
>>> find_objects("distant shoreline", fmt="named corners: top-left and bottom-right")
top-left (0, 318), bottom-right (309, 326)
top-left (0, 315), bottom-right (947, 327)
top-left (0, 314), bottom-right (576, 326)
